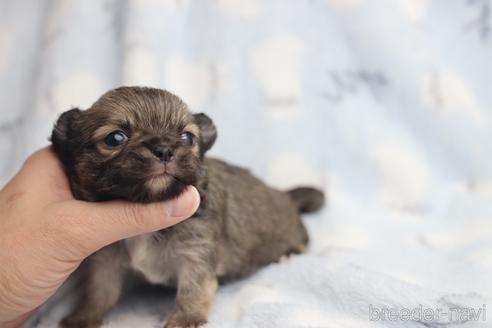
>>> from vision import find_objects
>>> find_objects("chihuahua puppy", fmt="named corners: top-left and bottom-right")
top-left (51, 87), bottom-right (324, 328)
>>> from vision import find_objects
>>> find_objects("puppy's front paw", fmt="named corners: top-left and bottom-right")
top-left (164, 311), bottom-right (207, 328)
top-left (59, 315), bottom-right (103, 328)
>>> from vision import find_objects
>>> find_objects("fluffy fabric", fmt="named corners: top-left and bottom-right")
top-left (28, 254), bottom-right (489, 327)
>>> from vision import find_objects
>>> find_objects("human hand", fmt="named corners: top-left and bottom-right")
top-left (0, 147), bottom-right (200, 327)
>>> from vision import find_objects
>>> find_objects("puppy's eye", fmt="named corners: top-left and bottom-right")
top-left (105, 131), bottom-right (128, 147)
top-left (180, 132), bottom-right (195, 146)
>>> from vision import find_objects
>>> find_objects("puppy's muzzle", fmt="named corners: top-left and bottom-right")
top-left (151, 144), bottom-right (175, 162)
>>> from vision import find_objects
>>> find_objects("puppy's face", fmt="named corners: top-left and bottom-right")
top-left (51, 87), bottom-right (216, 202)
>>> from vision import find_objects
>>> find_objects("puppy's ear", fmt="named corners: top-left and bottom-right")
top-left (50, 108), bottom-right (82, 163)
top-left (193, 113), bottom-right (217, 157)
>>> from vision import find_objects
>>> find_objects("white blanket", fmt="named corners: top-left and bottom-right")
top-left (0, 0), bottom-right (491, 327)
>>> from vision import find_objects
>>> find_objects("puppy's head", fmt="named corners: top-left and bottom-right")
top-left (51, 87), bottom-right (216, 202)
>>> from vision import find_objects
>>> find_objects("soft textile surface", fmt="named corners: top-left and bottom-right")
top-left (1, 1), bottom-right (491, 327)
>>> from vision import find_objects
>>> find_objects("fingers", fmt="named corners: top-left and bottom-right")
top-left (49, 186), bottom-right (200, 258)
top-left (8, 147), bottom-right (72, 202)
top-left (20, 147), bottom-right (66, 182)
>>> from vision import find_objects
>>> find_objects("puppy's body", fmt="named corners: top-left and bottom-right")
top-left (51, 87), bottom-right (323, 328)
top-left (125, 158), bottom-right (309, 283)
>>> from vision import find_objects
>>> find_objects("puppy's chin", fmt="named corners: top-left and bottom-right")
top-left (143, 174), bottom-right (188, 202)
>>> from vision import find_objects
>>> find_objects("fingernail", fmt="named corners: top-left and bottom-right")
top-left (164, 186), bottom-right (200, 218)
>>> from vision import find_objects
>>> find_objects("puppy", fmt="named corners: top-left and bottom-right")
top-left (51, 87), bottom-right (324, 328)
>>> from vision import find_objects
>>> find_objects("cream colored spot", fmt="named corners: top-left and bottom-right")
top-left (267, 154), bottom-right (325, 189)
top-left (422, 71), bottom-right (484, 126)
top-left (393, 272), bottom-right (421, 286)
top-left (400, 0), bottom-right (429, 21)
top-left (133, 0), bottom-right (190, 11)
top-left (287, 307), bottom-right (331, 326)
top-left (327, 0), bottom-right (362, 10)
top-left (251, 36), bottom-right (304, 101)
top-left (389, 209), bottom-right (424, 223)
top-left (324, 224), bottom-right (370, 249)
top-left (423, 224), bottom-right (492, 249)
top-left (373, 142), bottom-right (431, 208)
top-left (0, 28), bottom-right (11, 72)
top-left (123, 46), bottom-right (159, 86)
top-left (223, 285), bottom-right (284, 320)
top-left (145, 174), bottom-right (174, 194)
top-left (164, 56), bottom-right (212, 109)
top-left (217, 0), bottom-right (263, 17)
top-left (51, 71), bottom-right (106, 113)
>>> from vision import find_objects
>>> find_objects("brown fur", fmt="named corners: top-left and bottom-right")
top-left (51, 87), bottom-right (324, 328)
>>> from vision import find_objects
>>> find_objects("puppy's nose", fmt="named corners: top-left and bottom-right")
top-left (151, 145), bottom-right (174, 162)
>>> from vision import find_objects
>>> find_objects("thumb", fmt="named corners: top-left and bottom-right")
top-left (53, 186), bottom-right (200, 257)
